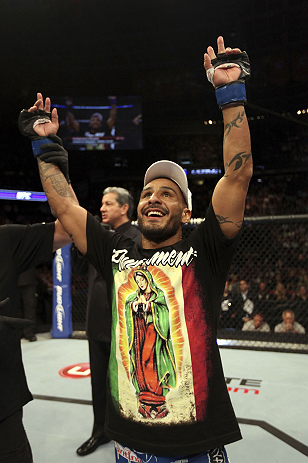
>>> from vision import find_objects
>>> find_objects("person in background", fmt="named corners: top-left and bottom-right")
top-left (242, 310), bottom-right (270, 332)
top-left (84, 97), bottom-right (117, 150)
top-left (219, 280), bottom-right (238, 329)
top-left (58, 96), bottom-right (80, 138)
top-left (236, 278), bottom-right (255, 325)
top-left (255, 281), bottom-right (270, 301)
top-left (274, 309), bottom-right (306, 334)
top-left (292, 284), bottom-right (308, 331)
top-left (72, 187), bottom-right (142, 457)
top-left (271, 282), bottom-right (290, 301)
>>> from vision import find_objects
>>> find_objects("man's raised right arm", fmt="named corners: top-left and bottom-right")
top-left (38, 158), bottom-right (88, 254)
top-left (18, 93), bottom-right (88, 254)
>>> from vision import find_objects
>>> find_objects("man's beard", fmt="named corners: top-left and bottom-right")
top-left (138, 213), bottom-right (182, 244)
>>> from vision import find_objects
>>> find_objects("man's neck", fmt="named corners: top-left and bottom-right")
top-left (141, 231), bottom-right (183, 249)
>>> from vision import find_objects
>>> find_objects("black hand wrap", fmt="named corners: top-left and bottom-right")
top-left (39, 135), bottom-right (71, 184)
top-left (211, 51), bottom-right (250, 85)
top-left (207, 51), bottom-right (250, 108)
top-left (0, 298), bottom-right (32, 346)
top-left (18, 109), bottom-right (52, 141)
top-left (18, 108), bottom-right (54, 156)
top-left (18, 108), bottom-right (70, 183)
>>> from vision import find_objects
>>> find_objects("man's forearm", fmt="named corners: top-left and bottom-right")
top-left (38, 159), bottom-right (78, 218)
top-left (222, 104), bottom-right (253, 184)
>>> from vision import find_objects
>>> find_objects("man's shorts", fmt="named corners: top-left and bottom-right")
top-left (114, 441), bottom-right (230, 463)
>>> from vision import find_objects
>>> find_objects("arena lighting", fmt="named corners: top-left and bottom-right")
top-left (204, 119), bottom-right (219, 125)
top-left (295, 109), bottom-right (308, 115)
top-left (247, 115), bottom-right (265, 121)
top-left (188, 168), bottom-right (221, 175)
top-left (189, 218), bottom-right (204, 225)
top-left (131, 217), bottom-right (205, 226)
top-left (52, 104), bottom-right (133, 110)
top-left (204, 109), bottom-right (307, 125)
top-left (0, 189), bottom-right (47, 202)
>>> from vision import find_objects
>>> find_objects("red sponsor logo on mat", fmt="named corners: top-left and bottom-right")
top-left (59, 363), bottom-right (91, 378)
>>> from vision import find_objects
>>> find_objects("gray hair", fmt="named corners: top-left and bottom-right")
top-left (103, 187), bottom-right (134, 219)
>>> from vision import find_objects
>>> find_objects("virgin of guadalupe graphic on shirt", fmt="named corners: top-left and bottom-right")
top-left (124, 266), bottom-right (177, 419)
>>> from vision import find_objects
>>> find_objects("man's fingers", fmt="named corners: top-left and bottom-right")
top-left (29, 98), bottom-right (42, 113)
top-left (217, 36), bottom-right (225, 54)
top-left (215, 36), bottom-right (242, 56)
top-left (226, 47), bottom-right (242, 55)
top-left (203, 53), bottom-right (212, 71)
top-left (206, 46), bottom-right (216, 61)
top-left (36, 93), bottom-right (44, 110)
top-left (217, 36), bottom-right (241, 54)
top-left (51, 107), bottom-right (59, 125)
top-left (45, 97), bottom-right (51, 113)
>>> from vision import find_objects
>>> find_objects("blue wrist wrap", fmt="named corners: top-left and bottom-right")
top-left (31, 139), bottom-right (51, 156)
top-left (215, 82), bottom-right (246, 108)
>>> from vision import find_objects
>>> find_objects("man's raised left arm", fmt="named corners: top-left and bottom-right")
top-left (204, 36), bottom-right (253, 239)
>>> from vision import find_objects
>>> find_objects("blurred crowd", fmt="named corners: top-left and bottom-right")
top-left (219, 275), bottom-right (308, 334)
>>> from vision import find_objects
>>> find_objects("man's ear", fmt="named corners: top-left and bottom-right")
top-left (122, 203), bottom-right (129, 216)
top-left (181, 208), bottom-right (191, 224)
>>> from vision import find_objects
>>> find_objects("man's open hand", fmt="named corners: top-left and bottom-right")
top-left (204, 36), bottom-right (243, 87)
top-left (28, 92), bottom-right (59, 137)
top-left (18, 92), bottom-right (59, 140)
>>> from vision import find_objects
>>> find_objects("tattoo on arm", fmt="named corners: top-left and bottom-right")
top-left (224, 151), bottom-right (252, 177)
top-left (38, 161), bottom-right (55, 181)
top-left (38, 160), bottom-right (73, 198)
top-left (216, 214), bottom-right (243, 229)
top-left (50, 175), bottom-right (73, 197)
top-left (223, 110), bottom-right (245, 143)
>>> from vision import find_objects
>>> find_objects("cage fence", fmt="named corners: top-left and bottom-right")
top-left (70, 215), bottom-right (308, 352)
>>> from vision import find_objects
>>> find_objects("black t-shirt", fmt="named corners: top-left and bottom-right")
top-left (0, 222), bottom-right (54, 422)
top-left (85, 203), bottom-right (242, 455)
top-left (71, 222), bottom-right (141, 341)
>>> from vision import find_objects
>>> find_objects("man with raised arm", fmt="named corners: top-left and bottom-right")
top-left (19, 36), bottom-right (252, 463)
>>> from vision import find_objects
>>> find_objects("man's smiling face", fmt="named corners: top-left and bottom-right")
top-left (137, 178), bottom-right (190, 246)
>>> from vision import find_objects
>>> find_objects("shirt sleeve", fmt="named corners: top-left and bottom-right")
top-left (70, 243), bottom-right (89, 275)
top-left (84, 212), bottom-right (122, 278)
top-left (188, 203), bottom-right (243, 324)
top-left (193, 202), bottom-right (242, 280)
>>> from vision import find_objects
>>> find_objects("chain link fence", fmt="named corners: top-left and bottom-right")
top-left (70, 216), bottom-right (308, 352)
top-left (216, 215), bottom-right (308, 353)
